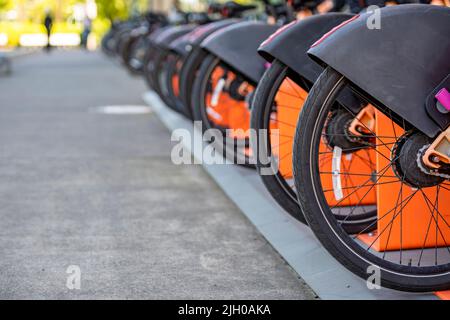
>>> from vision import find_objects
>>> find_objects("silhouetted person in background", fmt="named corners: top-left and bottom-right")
top-left (81, 17), bottom-right (92, 49)
top-left (44, 10), bottom-right (53, 51)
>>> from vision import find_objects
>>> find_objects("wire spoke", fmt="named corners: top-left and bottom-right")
top-left (322, 179), bottom-right (400, 193)
top-left (286, 78), bottom-right (305, 98)
top-left (330, 156), bottom-right (396, 212)
top-left (382, 181), bottom-right (404, 260)
top-left (365, 190), bottom-right (419, 251)
top-left (277, 90), bottom-right (306, 100)
top-left (419, 189), bottom-right (450, 258)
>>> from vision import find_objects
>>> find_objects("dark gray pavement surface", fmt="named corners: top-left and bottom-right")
top-left (0, 50), bottom-right (316, 299)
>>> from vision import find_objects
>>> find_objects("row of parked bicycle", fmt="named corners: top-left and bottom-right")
top-left (102, 0), bottom-right (450, 293)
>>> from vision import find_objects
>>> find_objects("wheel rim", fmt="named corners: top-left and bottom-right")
top-left (260, 68), bottom-right (308, 203)
top-left (306, 76), bottom-right (450, 276)
top-left (200, 58), bottom-right (254, 165)
top-left (258, 67), bottom-right (376, 228)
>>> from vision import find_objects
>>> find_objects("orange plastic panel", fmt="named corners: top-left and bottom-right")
top-left (435, 291), bottom-right (450, 300)
top-left (371, 110), bottom-right (450, 251)
top-left (172, 74), bottom-right (180, 97)
top-left (205, 67), bottom-right (230, 127)
top-left (275, 79), bottom-right (377, 207)
top-left (276, 79), bottom-right (307, 177)
top-left (205, 67), bottom-right (251, 136)
top-left (205, 91), bottom-right (234, 127)
top-left (319, 143), bottom-right (378, 207)
top-left (227, 100), bottom-right (251, 138)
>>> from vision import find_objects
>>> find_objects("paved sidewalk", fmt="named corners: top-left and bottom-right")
top-left (0, 50), bottom-right (316, 299)
top-left (0, 48), bottom-right (37, 59)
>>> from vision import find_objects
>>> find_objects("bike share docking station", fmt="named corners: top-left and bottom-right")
top-left (144, 90), bottom-right (450, 300)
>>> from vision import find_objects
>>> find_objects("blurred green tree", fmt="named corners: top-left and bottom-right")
top-left (96, 0), bottom-right (131, 22)
top-left (0, 0), bottom-right (12, 11)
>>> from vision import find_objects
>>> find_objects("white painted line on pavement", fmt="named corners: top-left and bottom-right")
top-left (90, 105), bottom-right (153, 115)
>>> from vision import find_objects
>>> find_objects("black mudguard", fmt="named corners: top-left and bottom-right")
top-left (308, 4), bottom-right (450, 138)
top-left (258, 13), bottom-right (354, 85)
top-left (147, 25), bottom-right (173, 43)
top-left (200, 21), bottom-right (279, 84)
top-left (154, 25), bottom-right (197, 50)
top-left (170, 19), bottom-right (239, 57)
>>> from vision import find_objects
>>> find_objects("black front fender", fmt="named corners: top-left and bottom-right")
top-left (258, 13), bottom-right (354, 85)
top-left (154, 25), bottom-right (197, 50)
top-left (200, 21), bottom-right (279, 83)
top-left (308, 4), bottom-right (450, 137)
top-left (169, 19), bottom-right (239, 56)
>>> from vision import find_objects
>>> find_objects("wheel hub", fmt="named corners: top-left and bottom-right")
top-left (227, 78), bottom-right (247, 101)
top-left (324, 110), bottom-right (372, 152)
top-left (392, 132), bottom-right (445, 188)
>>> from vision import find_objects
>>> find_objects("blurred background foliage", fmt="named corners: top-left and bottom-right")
top-left (0, 0), bottom-right (254, 47)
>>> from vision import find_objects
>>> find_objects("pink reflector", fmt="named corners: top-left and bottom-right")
top-left (436, 88), bottom-right (450, 111)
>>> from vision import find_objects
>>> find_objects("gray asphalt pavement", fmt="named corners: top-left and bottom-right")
top-left (0, 50), bottom-right (316, 299)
